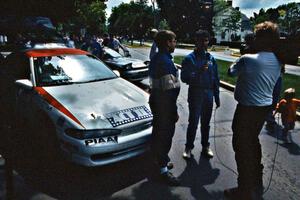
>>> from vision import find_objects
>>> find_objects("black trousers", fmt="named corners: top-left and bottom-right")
top-left (149, 97), bottom-right (177, 169)
top-left (232, 104), bottom-right (271, 190)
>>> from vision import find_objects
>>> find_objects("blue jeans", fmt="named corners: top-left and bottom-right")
top-left (186, 87), bottom-right (213, 149)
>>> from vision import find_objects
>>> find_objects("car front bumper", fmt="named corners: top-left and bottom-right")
top-left (60, 123), bottom-right (152, 167)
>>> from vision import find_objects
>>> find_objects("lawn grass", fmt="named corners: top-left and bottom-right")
top-left (174, 55), bottom-right (300, 99)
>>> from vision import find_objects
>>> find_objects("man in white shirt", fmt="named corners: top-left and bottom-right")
top-left (225, 21), bottom-right (281, 200)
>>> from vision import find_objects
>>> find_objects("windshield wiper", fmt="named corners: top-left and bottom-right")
top-left (78, 77), bottom-right (117, 83)
top-left (41, 80), bottom-right (75, 86)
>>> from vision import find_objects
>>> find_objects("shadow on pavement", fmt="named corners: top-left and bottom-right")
top-left (10, 154), bottom-right (152, 200)
top-left (178, 155), bottom-right (223, 200)
top-left (265, 125), bottom-right (300, 155)
top-left (109, 181), bottom-right (182, 200)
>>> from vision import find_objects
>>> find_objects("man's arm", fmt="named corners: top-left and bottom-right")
top-left (213, 57), bottom-right (220, 108)
top-left (180, 56), bottom-right (193, 84)
top-left (228, 57), bottom-right (244, 77)
top-left (150, 42), bottom-right (157, 60)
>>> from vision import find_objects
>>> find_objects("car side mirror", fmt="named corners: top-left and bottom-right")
top-left (124, 51), bottom-right (131, 57)
top-left (15, 79), bottom-right (33, 90)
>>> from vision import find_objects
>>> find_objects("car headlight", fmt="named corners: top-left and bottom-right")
top-left (144, 61), bottom-right (150, 65)
top-left (65, 129), bottom-right (121, 139)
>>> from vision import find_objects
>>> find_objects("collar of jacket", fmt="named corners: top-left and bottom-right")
top-left (158, 50), bottom-right (173, 59)
top-left (193, 49), bottom-right (206, 58)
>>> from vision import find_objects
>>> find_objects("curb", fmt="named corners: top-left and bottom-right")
top-left (176, 64), bottom-right (300, 121)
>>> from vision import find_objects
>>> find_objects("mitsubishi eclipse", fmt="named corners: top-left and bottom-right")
top-left (0, 47), bottom-right (152, 167)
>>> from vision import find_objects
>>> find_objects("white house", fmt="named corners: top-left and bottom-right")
top-left (213, 4), bottom-right (252, 43)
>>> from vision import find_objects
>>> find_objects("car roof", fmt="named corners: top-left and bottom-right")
top-left (24, 48), bottom-right (88, 57)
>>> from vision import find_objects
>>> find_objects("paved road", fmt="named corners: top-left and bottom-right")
top-left (0, 47), bottom-right (299, 200)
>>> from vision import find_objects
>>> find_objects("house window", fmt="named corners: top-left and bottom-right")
top-left (221, 32), bottom-right (225, 39)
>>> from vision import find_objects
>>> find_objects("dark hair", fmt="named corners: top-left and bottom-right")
top-left (195, 30), bottom-right (210, 40)
top-left (155, 30), bottom-right (176, 49)
top-left (254, 21), bottom-right (279, 51)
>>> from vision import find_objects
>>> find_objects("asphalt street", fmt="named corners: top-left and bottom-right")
top-left (128, 42), bottom-right (300, 76)
top-left (0, 47), bottom-right (299, 200)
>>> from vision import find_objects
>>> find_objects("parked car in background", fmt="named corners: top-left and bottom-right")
top-left (0, 46), bottom-right (153, 167)
top-left (102, 47), bottom-right (149, 81)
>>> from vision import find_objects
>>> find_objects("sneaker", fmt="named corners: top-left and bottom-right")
top-left (159, 171), bottom-right (180, 186)
top-left (182, 148), bottom-right (192, 159)
top-left (201, 147), bottom-right (214, 158)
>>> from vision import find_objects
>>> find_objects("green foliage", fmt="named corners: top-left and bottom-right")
top-left (223, 9), bottom-right (241, 33)
top-left (278, 3), bottom-right (300, 35)
top-left (73, 0), bottom-right (107, 35)
top-left (251, 2), bottom-right (300, 35)
top-left (108, 2), bottom-right (154, 37)
top-left (158, 19), bottom-right (170, 30)
top-left (213, 0), bottom-right (228, 15)
top-left (156, 0), bottom-right (213, 41)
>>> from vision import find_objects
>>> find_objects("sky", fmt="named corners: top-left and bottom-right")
top-left (106, 0), bottom-right (300, 18)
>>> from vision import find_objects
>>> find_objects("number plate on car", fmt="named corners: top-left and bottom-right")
top-left (105, 106), bottom-right (152, 127)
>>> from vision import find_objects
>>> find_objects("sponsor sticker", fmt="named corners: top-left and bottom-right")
top-left (85, 136), bottom-right (118, 146)
top-left (105, 106), bottom-right (152, 127)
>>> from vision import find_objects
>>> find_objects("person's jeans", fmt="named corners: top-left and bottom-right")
top-left (232, 104), bottom-right (271, 190)
top-left (186, 88), bottom-right (213, 150)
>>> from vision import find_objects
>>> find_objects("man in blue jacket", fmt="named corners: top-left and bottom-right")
top-left (148, 30), bottom-right (180, 186)
top-left (181, 30), bottom-right (220, 159)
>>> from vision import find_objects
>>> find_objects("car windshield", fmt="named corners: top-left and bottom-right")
top-left (33, 54), bottom-right (117, 86)
top-left (105, 48), bottom-right (122, 58)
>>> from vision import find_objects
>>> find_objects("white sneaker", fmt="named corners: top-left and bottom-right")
top-left (182, 148), bottom-right (192, 159)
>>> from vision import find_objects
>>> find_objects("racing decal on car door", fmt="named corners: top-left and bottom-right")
top-left (105, 106), bottom-right (152, 127)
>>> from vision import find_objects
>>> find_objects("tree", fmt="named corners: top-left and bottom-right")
top-left (279, 3), bottom-right (300, 35)
top-left (0, 0), bottom-right (107, 35)
top-left (108, 2), bottom-right (154, 38)
top-left (158, 19), bottom-right (170, 30)
top-left (72, 0), bottom-right (107, 35)
top-left (223, 9), bottom-right (241, 34)
top-left (213, 0), bottom-right (227, 15)
top-left (156, 0), bottom-right (213, 41)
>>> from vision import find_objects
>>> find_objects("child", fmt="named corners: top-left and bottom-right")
top-left (275, 88), bottom-right (300, 143)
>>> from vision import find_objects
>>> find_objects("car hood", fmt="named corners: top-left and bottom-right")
top-left (105, 57), bottom-right (147, 69)
top-left (40, 78), bottom-right (151, 129)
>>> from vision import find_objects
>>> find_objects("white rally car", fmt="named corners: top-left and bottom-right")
top-left (0, 46), bottom-right (152, 167)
